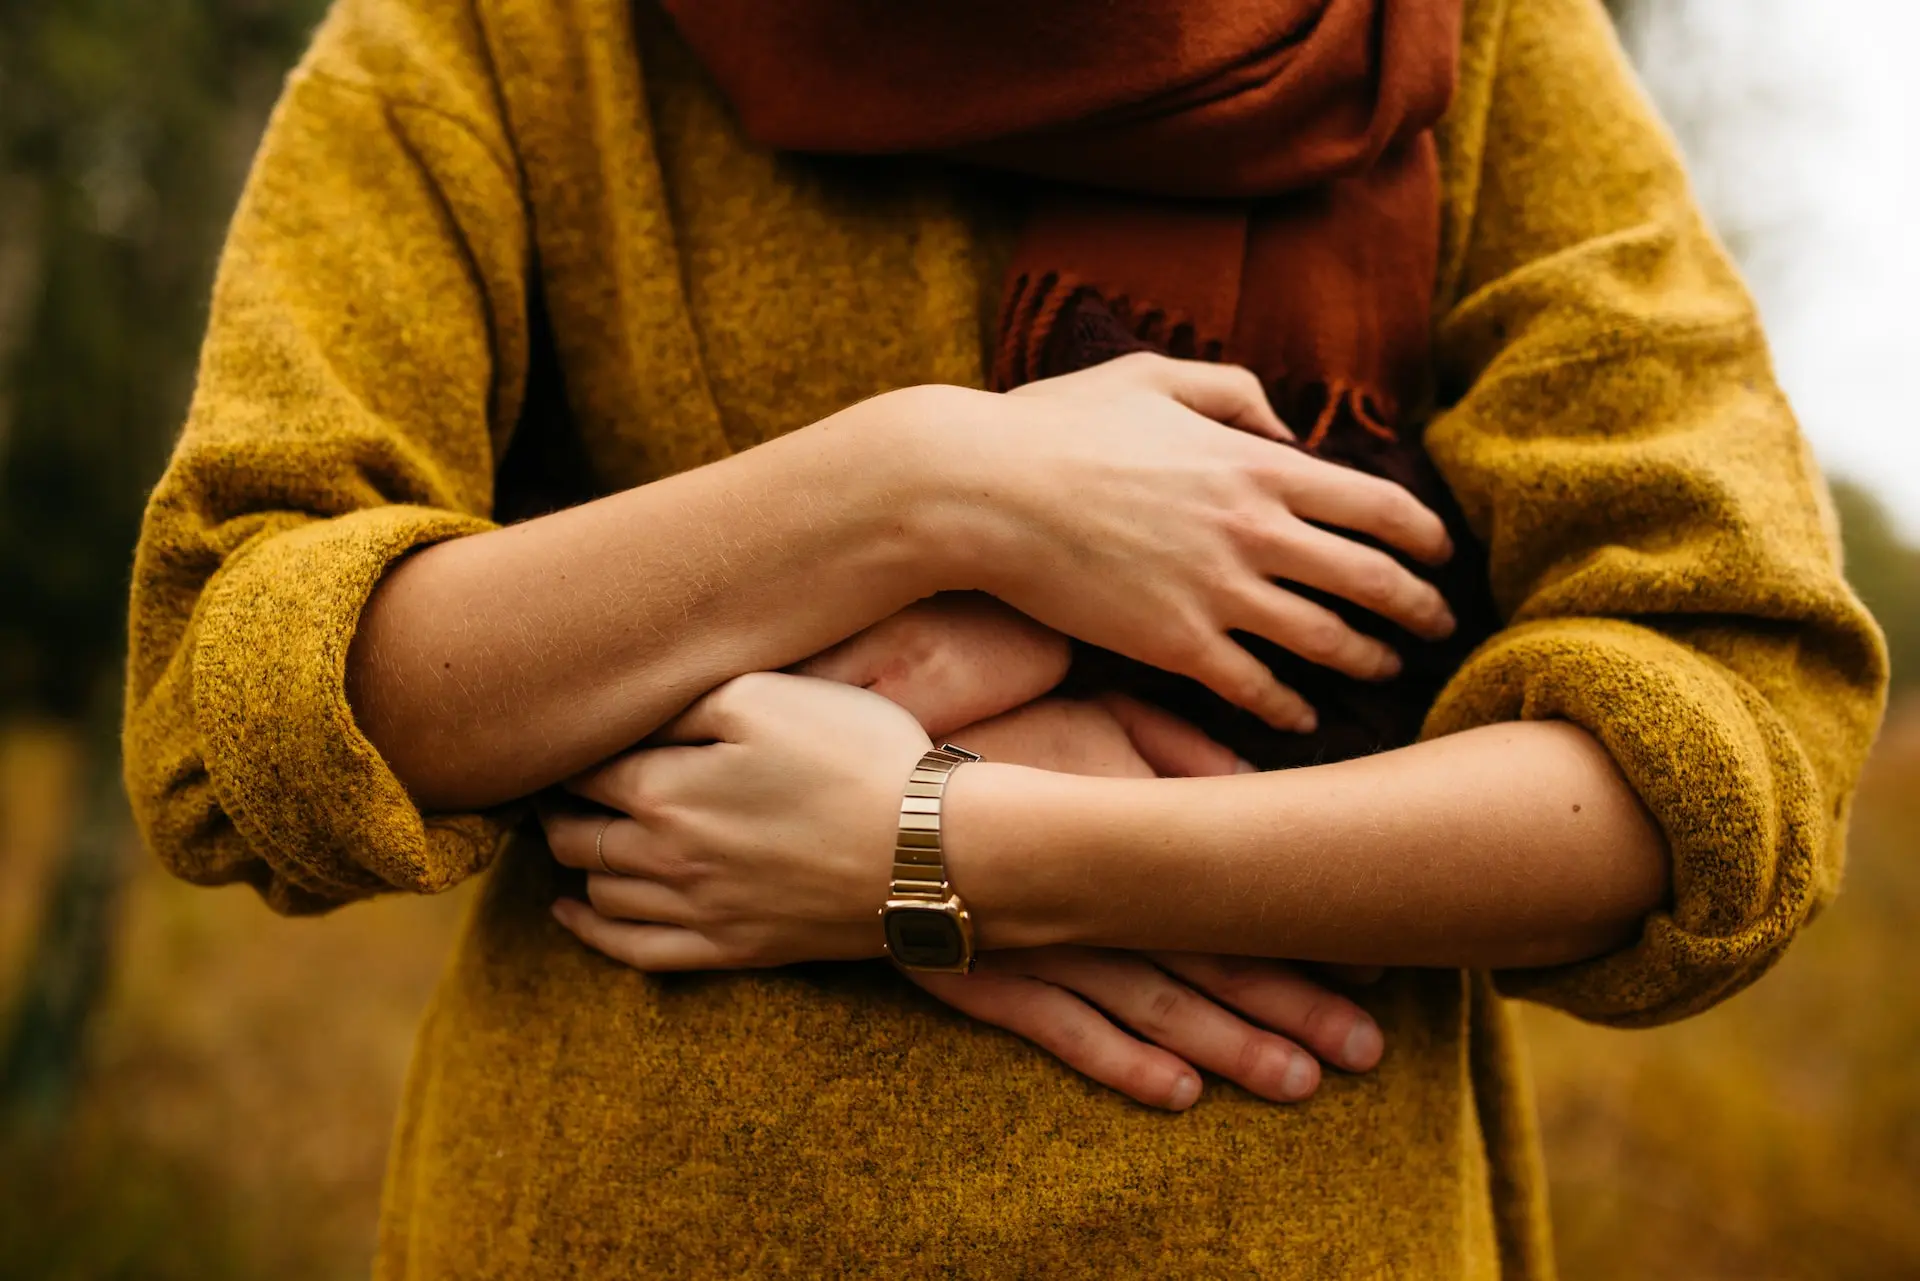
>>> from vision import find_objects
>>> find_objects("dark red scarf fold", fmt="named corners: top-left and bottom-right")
top-left (663, 0), bottom-right (1462, 444)
top-left (664, 0), bottom-right (1497, 768)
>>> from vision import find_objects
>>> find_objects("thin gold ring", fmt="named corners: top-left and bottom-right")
top-left (594, 817), bottom-right (615, 875)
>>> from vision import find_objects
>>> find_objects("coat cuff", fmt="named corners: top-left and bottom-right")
top-left (192, 504), bottom-right (507, 913)
top-left (1423, 617), bottom-right (1829, 1026)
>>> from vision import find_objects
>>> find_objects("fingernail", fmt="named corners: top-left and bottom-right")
top-left (1376, 650), bottom-right (1403, 680)
top-left (1234, 758), bottom-right (1260, 775)
top-left (1167, 1075), bottom-right (1202, 1111)
top-left (1341, 1020), bottom-right (1384, 1071)
top-left (1292, 707), bottom-right (1319, 734)
top-left (1281, 1054), bottom-right (1318, 1099)
top-left (1433, 607), bottom-right (1458, 639)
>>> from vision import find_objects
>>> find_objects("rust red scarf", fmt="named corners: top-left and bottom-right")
top-left (662, 0), bottom-right (1463, 445)
top-left (664, 0), bottom-right (1495, 768)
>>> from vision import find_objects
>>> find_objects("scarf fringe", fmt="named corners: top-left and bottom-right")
top-left (1305, 381), bottom-right (1401, 450)
top-left (997, 272), bottom-right (1401, 451)
top-left (996, 271), bottom-right (1222, 391)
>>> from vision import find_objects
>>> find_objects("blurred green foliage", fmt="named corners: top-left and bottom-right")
top-left (0, 0), bottom-right (327, 719)
top-left (1833, 479), bottom-right (1920, 690)
top-left (0, 0), bottom-right (327, 1165)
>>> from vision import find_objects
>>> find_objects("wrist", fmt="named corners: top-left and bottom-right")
top-left (842, 383), bottom-right (1021, 595)
top-left (938, 762), bottom-right (1096, 951)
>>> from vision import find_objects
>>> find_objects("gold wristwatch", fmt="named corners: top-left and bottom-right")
top-left (880, 743), bottom-right (982, 973)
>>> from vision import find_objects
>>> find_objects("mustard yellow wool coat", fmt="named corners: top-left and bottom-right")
top-left (123, 0), bottom-right (1887, 1275)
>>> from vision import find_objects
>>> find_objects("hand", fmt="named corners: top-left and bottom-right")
top-left (799, 591), bottom-right (1246, 776)
top-left (795, 592), bottom-right (1070, 739)
top-left (538, 675), bottom-right (1248, 966)
top-left (908, 352), bottom-right (1457, 731)
top-left (546, 672), bottom-right (924, 969)
top-left (947, 693), bottom-right (1249, 779)
top-left (544, 670), bottom-right (1390, 1108)
top-left (910, 948), bottom-right (1384, 1110)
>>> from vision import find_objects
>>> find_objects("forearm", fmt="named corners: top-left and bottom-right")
top-left (951, 719), bottom-right (1669, 969)
top-left (347, 388), bottom-right (969, 811)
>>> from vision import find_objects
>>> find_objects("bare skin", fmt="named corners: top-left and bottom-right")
top-left (784, 594), bottom-right (1383, 1108)
top-left (540, 596), bottom-right (1665, 1109)
top-left (542, 672), bottom-right (1668, 1019)
top-left (345, 356), bottom-right (1456, 1113)
top-left (346, 354), bottom-right (1455, 812)
top-left (347, 354), bottom-right (1660, 1111)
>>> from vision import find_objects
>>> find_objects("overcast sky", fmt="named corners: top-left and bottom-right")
top-left (1625, 0), bottom-right (1920, 537)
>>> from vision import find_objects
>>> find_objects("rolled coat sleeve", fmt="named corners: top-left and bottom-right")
top-left (123, 2), bottom-right (529, 914)
top-left (1424, 0), bottom-right (1887, 1024)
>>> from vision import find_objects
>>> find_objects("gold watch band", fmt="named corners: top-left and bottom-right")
top-left (891, 743), bottom-right (981, 899)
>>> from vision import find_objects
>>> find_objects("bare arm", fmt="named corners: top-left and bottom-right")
top-left (544, 674), bottom-right (1667, 974)
top-left (346, 394), bottom-right (945, 811)
top-left (348, 355), bottom-right (1456, 812)
top-left (950, 720), bottom-right (1669, 969)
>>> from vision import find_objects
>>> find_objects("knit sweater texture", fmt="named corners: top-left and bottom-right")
top-left (122, 0), bottom-right (1888, 1276)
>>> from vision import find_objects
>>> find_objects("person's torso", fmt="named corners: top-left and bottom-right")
top-left (377, 6), bottom-right (1515, 1277)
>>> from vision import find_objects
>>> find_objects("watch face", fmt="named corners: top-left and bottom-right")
top-left (884, 906), bottom-right (967, 970)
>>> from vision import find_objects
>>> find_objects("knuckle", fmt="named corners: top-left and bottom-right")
top-left (617, 786), bottom-right (662, 825)
top-left (655, 844), bottom-right (705, 887)
top-left (1301, 994), bottom-right (1358, 1047)
top-left (1403, 583), bottom-right (1444, 629)
top-left (1218, 504), bottom-right (1271, 549)
top-left (1114, 349), bottom-right (1171, 376)
top-left (1212, 665), bottom-right (1269, 712)
top-left (1263, 442), bottom-right (1306, 474)
top-left (1291, 612), bottom-right (1348, 661)
top-left (703, 677), bottom-right (747, 717)
top-left (1354, 557), bottom-right (1403, 607)
top-left (1386, 494), bottom-right (1434, 543)
top-left (1232, 1034), bottom-right (1275, 1085)
top-left (1354, 487), bottom-right (1401, 532)
top-left (1043, 1015), bottom-right (1093, 1059)
top-left (1207, 362), bottom-right (1260, 399)
top-left (1242, 457), bottom-right (1289, 494)
top-left (727, 669), bottom-right (782, 703)
top-left (596, 755), bottom-right (647, 808)
top-left (1141, 983), bottom-right (1189, 1032)
top-left (1203, 959), bottom-right (1258, 1001)
top-left (1156, 624), bottom-right (1216, 678)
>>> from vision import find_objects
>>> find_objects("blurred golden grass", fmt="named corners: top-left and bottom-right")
top-left (1, 706), bottom-right (1916, 1278)
top-left (1525, 703), bottom-right (1920, 1280)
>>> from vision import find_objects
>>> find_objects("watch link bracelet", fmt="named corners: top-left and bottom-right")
top-left (880, 743), bottom-right (982, 974)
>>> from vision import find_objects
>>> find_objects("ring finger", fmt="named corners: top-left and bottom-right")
top-left (1022, 947), bottom-right (1323, 1102)
top-left (542, 809), bottom-right (660, 878)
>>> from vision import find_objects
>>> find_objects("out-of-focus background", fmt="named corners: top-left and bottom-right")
top-left (0, 0), bottom-right (1915, 1276)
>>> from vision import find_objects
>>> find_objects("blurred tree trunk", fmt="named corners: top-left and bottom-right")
top-left (0, 0), bottom-right (328, 1134)
top-left (0, 688), bottom-right (126, 1136)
